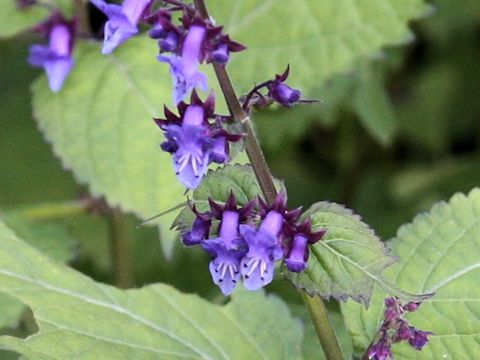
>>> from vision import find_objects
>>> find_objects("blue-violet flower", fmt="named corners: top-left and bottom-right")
top-left (28, 18), bottom-right (75, 92)
top-left (154, 92), bottom-right (242, 189)
top-left (91, 0), bottom-right (152, 54)
top-left (239, 211), bottom-right (284, 290)
top-left (159, 25), bottom-right (208, 104)
top-left (202, 210), bottom-right (246, 296)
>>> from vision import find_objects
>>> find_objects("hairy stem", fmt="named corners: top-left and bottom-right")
top-left (301, 293), bottom-right (344, 359)
top-left (107, 208), bottom-right (134, 288)
top-left (194, 1), bottom-right (343, 358)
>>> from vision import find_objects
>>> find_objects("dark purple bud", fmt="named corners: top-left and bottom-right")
top-left (384, 308), bottom-right (398, 321)
top-left (409, 329), bottom-right (432, 350)
top-left (182, 215), bottom-right (211, 246)
top-left (211, 136), bottom-right (228, 163)
top-left (271, 83), bottom-right (301, 106)
top-left (212, 43), bottom-right (230, 64)
top-left (368, 338), bottom-right (392, 360)
top-left (149, 25), bottom-right (166, 39)
top-left (404, 302), bottom-right (421, 312)
top-left (160, 139), bottom-right (179, 153)
top-left (160, 31), bottom-right (179, 52)
top-left (285, 234), bottom-right (308, 272)
top-left (384, 297), bottom-right (397, 308)
top-left (396, 321), bottom-right (414, 341)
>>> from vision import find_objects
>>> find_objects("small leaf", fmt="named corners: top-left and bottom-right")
top-left (0, 220), bottom-right (303, 359)
top-left (173, 164), bottom-right (263, 232)
top-left (0, 2), bottom-right (48, 38)
top-left (285, 202), bottom-right (397, 305)
top-left (342, 188), bottom-right (480, 359)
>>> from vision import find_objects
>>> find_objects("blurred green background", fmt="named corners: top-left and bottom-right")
top-left (0, 0), bottom-right (479, 358)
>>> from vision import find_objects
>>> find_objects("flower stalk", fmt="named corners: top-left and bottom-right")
top-left (193, 1), bottom-right (343, 358)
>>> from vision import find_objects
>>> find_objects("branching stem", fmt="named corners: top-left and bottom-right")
top-left (193, 1), bottom-right (343, 359)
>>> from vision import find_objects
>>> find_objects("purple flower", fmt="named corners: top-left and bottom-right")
top-left (368, 337), bottom-right (392, 360)
top-left (284, 234), bottom-right (309, 272)
top-left (155, 92), bottom-right (242, 189)
top-left (29, 22), bottom-right (74, 92)
top-left (163, 105), bottom-right (211, 189)
top-left (409, 329), bottom-right (432, 350)
top-left (239, 211), bottom-right (284, 290)
top-left (267, 66), bottom-right (301, 106)
top-left (91, 0), bottom-right (151, 54)
top-left (202, 211), bottom-right (246, 295)
top-left (182, 207), bottom-right (211, 246)
top-left (284, 218), bottom-right (325, 273)
top-left (159, 25), bottom-right (208, 104)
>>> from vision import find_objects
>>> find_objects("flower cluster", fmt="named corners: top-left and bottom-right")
top-left (149, 6), bottom-right (245, 103)
top-left (181, 192), bottom-right (325, 295)
top-left (91, 0), bottom-right (153, 54)
top-left (28, 12), bottom-right (76, 92)
top-left (91, 0), bottom-right (245, 103)
top-left (154, 91), bottom-right (242, 189)
top-left (367, 297), bottom-right (433, 360)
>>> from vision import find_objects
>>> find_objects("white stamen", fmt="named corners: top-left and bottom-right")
top-left (220, 262), bottom-right (228, 279)
top-left (247, 258), bottom-right (260, 276)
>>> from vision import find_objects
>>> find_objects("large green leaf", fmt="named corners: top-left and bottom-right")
top-left (0, 214), bottom-right (78, 330)
top-left (342, 188), bottom-right (480, 359)
top-left (0, 2), bottom-right (48, 38)
top-left (32, 37), bottom-right (184, 256)
top-left (285, 202), bottom-right (398, 305)
top-left (209, 0), bottom-right (430, 94)
top-left (0, 220), bottom-right (303, 359)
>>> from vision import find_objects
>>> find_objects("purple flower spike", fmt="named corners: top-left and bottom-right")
top-left (28, 22), bottom-right (74, 92)
top-left (91, 0), bottom-right (152, 54)
top-left (284, 234), bottom-right (308, 272)
top-left (409, 329), bottom-right (433, 350)
top-left (368, 337), bottom-right (392, 360)
top-left (239, 211), bottom-right (284, 291)
top-left (203, 211), bottom-right (246, 295)
top-left (159, 25), bottom-right (208, 104)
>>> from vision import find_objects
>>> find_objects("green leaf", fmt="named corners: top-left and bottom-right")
top-left (0, 214), bottom-right (78, 330)
top-left (32, 37), bottom-right (184, 256)
top-left (342, 188), bottom-right (480, 359)
top-left (0, 220), bottom-right (303, 359)
top-left (173, 164), bottom-right (263, 232)
top-left (0, 2), bottom-right (48, 38)
top-left (209, 0), bottom-right (430, 93)
top-left (351, 62), bottom-right (397, 145)
top-left (285, 202), bottom-right (397, 305)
